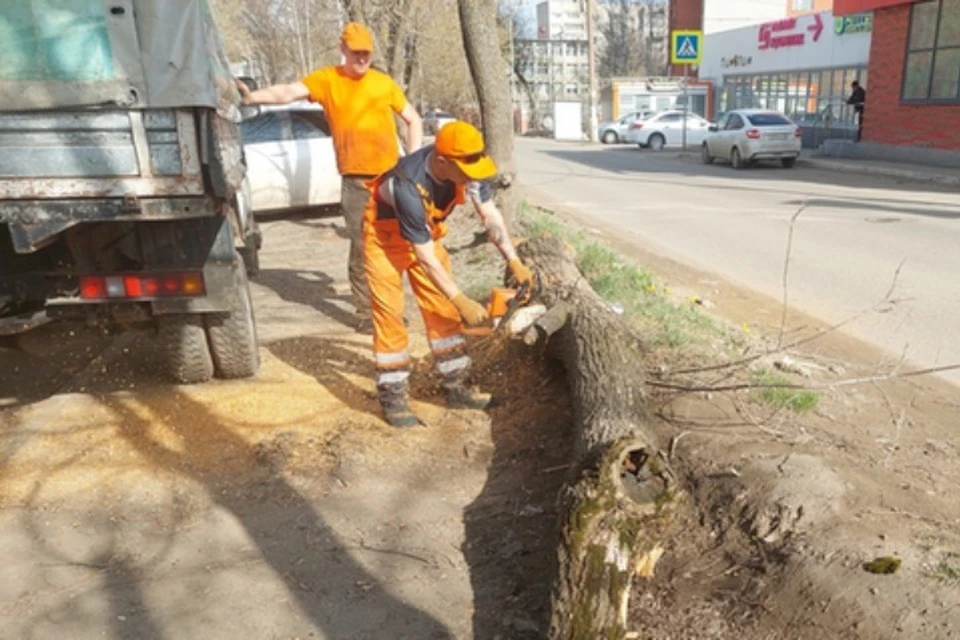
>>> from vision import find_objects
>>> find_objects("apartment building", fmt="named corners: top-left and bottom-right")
top-left (515, 0), bottom-right (668, 130)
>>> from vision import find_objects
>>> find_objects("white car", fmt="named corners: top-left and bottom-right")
top-left (624, 110), bottom-right (712, 150)
top-left (701, 109), bottom-right (802, 169)
top-left (423, 110), bottom-right (457, 135)
top-left (240, 103), bottom-right (341, 213)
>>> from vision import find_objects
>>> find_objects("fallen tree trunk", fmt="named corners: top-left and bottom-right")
top-left (517, 237), bottom-right (681, 639)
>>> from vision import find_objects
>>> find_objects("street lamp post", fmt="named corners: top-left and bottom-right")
top-left (586, 0), bottom-right (598, 142)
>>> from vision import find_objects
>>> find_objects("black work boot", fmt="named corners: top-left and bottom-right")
top-left (442, 372), bottom-right (493, 410)
top-left (377, 381), bottom-right (419, 428)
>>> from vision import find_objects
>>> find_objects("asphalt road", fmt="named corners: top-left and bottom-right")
top-left (514, 138), bottom-right (960, 385)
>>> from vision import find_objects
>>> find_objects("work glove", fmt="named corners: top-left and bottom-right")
top-left (508, 258), bottom-right (536, 302)
top-left (451, 292), bottom-right (490, 327)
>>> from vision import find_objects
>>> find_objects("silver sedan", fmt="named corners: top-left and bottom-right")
top-left (701, 109), bottom-right (802, 169)
top-left (624, 110), bottom-right (712, 150)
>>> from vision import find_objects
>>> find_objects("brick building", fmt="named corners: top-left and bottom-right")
top-left (834, 0), bottom-right (960, 150)
top-left (787, 0), bottom-right (835, 16)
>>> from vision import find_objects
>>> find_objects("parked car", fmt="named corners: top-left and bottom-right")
top-left (598, 110), bottom-right (654, 144)
top-left (624, 110), bottom-right (712, 150)
top-left (241, 103), bottom-right (341, 213)
top-left (701, 109), bottom-right (802, 169)
top-left (423, 109), bottom-right (457, 135)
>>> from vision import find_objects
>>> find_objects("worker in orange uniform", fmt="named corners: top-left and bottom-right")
top-left (362, 121), bottom-right (535, 427)
top-left (238, 23), bottom-right (422, 332)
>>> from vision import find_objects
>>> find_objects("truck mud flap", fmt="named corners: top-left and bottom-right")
top-left (150, 215), bottom-right (237, 316)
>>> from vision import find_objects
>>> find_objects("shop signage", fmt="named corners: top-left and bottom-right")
top-left (721, 54), bottom-right (754, 68)
top-left (834, 13), bottom-right (873, 35)
top-left (758, 13), bottom-right (824, 50)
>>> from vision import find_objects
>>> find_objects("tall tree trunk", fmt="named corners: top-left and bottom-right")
top-left (457, 0), bottom-right (517, 227)
top-left (341, 0), bottom-right (365, 23)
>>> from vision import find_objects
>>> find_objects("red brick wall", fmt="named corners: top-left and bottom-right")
top-left (668, 0), bottom-right (703, 76)
top-left (866, 5), bottom-right (960, 149)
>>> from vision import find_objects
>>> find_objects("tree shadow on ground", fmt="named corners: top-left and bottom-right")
top-left (101, 392), bottom-right (453, 639)
top-left (267, 335), bottom-right (383, 418)
top-left (537, 147), bottom-right (960, 197)
top-left (459, 343), bottom-right (575, 639)
top-left (256, 268), bottom-right (359, 331)
top-left (782, 197), bottom-right (960, 220)
top-left (268, 334), bottom-right (578, 638)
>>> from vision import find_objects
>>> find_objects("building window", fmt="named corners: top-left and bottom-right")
top-left (902, 0), bottom-right (960, 102)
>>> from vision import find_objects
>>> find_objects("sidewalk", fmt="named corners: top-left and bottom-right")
top-left (799, 153), bottom-right (960, 187)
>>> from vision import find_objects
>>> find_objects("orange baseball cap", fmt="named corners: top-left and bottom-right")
top-left (341, 22), bottom-right (374, 52)
top-left (435, 121), bottom-right (498, 181)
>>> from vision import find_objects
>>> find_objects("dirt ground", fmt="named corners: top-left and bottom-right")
top-left (2, 200), bottom-right (959, 639)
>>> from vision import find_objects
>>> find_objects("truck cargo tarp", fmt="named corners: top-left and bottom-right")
top-left (0, 0), bottom-right (240, 120)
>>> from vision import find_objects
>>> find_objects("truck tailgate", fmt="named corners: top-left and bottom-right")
top-left (0, 108), bottom-right (204, 200)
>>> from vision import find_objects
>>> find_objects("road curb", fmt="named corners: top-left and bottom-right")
top-left (799, 157), bottom-right (960, 187)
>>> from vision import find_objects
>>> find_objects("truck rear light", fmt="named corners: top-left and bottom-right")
top-left (79, 272), bottom-right (205, 300)
top-left (746, 129), bottom-right (761, 139)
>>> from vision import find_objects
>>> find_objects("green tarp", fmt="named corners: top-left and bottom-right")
top-left (0, 0), bottom-right (240, 119)
top-left (0, 0), bottom-right (115, 82)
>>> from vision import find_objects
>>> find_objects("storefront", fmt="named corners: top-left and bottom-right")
top-left (700, 11), bottom-right (872, 138)
top-left (835, 0), bottom-right (960, 151)
top-left (600, 77), bottom-right (713, 121)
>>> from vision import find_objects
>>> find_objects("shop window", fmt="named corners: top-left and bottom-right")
top-left (903, 0), bottom-right (960, 101)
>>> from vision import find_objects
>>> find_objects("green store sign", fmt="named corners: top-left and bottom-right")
top-left (834, 13), bottom-right (873, 35)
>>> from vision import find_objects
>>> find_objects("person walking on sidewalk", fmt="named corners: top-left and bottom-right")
top-left (362, 122), bottom-right (536, 427)
top-left (238, 22), bottom-right (423, 332)
top-left (847, 80), bottom-right (866, 143)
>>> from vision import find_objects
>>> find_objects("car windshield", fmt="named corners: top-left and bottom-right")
top-left (746, 113), bottom-right (792, 126)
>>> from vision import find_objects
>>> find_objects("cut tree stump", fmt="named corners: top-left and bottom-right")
top-left (518, 237), bottom-right (681, 640)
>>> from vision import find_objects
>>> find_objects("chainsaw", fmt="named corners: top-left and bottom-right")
top-left (461, 277), bottom-right (541, 338)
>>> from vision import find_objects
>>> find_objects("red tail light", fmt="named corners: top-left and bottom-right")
top-left (795, 127), bottom-right (803, 137)
top-left (746, 129), bottom-right (761, 139)
top-left (78, 272), bottom-right (205, 300)
top-left (630, 122), bottom-right (644, 129)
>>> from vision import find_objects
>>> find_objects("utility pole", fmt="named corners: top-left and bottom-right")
top-left (586, 0), bottom-right (598, 142)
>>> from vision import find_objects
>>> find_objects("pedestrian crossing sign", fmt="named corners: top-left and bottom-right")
top-left (671, 30), bottom-right (702, 64)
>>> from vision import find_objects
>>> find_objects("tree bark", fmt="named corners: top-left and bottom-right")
top-left (518, 237), bottom-right (681, 640)
top-left (457, 0), bottom-right (517, 227)
top-left (341, 0), bottom-right (366, 23)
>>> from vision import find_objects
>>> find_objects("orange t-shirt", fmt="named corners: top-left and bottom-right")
top-left (301, 66), bottom-right (407, 176)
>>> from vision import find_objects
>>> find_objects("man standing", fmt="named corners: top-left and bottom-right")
top-left (238, 23), bottom-right (423, 331)
top-left (847, 80), bottom-right (866, 142)
top-left (362, 122), bottom-right (535, 427)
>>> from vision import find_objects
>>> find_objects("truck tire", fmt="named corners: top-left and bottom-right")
top-left (205, 252), bottom-right (260, 379)
top-left (157, 315), bottom-right (215, 384)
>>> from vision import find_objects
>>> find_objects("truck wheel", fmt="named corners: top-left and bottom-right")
top-left (157, 315), bottom-right (215, 383)
top-left (205, 252), bottom-right (260, 379)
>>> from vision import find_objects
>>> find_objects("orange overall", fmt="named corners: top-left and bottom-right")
top-left (361, 167), bottom-right (469, 387)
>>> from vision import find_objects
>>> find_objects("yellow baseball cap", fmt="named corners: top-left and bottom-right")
top-left (435, 121), bottom-right (498, 181)
top-left (341, 22), bottom-right (374, 52)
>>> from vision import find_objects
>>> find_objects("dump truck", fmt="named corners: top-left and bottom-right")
top-left (0, 0), bottom-right (261, 383)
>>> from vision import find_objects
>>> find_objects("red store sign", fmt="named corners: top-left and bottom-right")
top-left (758, 13), bottom-right (824, 50)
